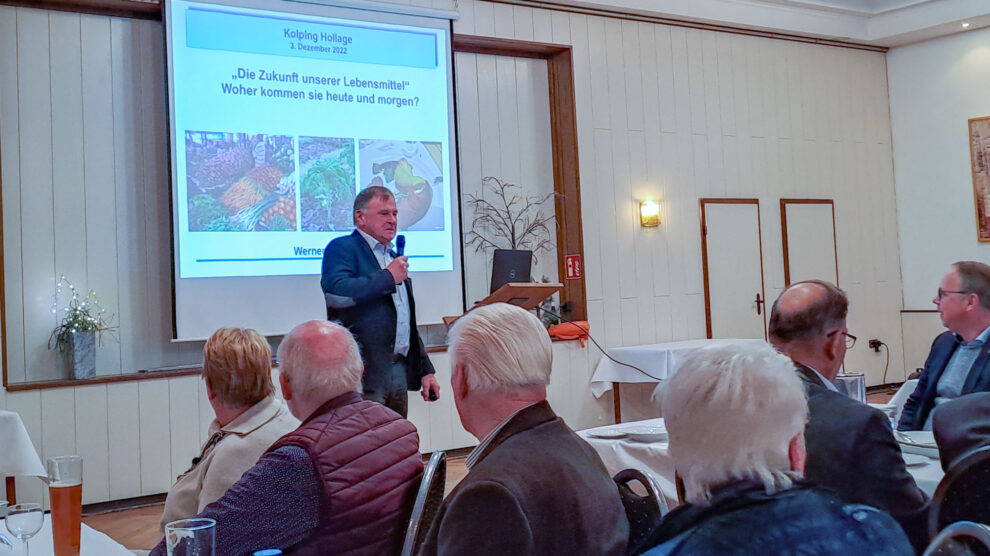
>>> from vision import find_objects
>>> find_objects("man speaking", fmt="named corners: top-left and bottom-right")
top-left (321, 185), bottom-right (440, 417)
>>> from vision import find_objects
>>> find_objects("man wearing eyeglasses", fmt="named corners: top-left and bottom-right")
top-left (770, 280), bottom-right (928, 551)
top-left (897, 261), bottom-right (990, 432)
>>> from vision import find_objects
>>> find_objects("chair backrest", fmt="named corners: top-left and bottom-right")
top-left (923, 521), bottom-right (990, 556)
top-left (400, 451), bottom-right (447, 556)
top-left (614, 468), bottom-right (668, 556)
top-left (930, 446), bottom-right (990, 538)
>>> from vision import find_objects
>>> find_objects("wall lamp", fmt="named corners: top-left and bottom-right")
top-left (640, 200), bottom-right (661, 228)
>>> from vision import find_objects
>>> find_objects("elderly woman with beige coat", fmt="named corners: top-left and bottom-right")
top-left (160, 327), bottom-right (299, 531)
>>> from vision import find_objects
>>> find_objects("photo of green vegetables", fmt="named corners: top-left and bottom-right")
top-left (299, 136), bottom-right (357, 232)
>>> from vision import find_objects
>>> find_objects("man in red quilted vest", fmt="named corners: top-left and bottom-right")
top-left (151, 320), bottom-right (423, 556)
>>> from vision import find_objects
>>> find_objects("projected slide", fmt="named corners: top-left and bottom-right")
top-left (169, 0), bottom-right (454, 278)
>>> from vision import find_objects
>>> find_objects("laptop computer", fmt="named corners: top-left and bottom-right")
top-left (490, 249), bottom-right (533, 293)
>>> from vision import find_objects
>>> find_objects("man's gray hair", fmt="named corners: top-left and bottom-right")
top-left (353, 185), bottom-right (394, 212)
top-left (277, 320), bottom-right (363, 400)
top-left (448, 302), bottom-right (551, 392)
top-left (659, 342), bottom-right (808, 504)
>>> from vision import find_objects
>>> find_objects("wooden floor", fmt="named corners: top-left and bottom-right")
top-left (82, 455), bottom-right (469, 550)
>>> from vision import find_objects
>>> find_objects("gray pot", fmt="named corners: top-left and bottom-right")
top-left (68, 330), bottom-right (96, 380)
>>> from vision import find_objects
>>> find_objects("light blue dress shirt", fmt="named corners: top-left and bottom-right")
top-left (357, 229), bottom-right (410, 357)
top-left (924, 324), bottom-right (990, 430)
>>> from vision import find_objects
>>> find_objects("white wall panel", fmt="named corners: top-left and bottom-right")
top-left (901, 312), bottom-right (944, 377)
top-left (17, 9), bottom-right (58, 382)
top-left (0, 5), bottom-right (25, 385)
top-left (74, 384), bottom-right (110, 504)
top-left (80, 14), bottom-right (122, 376)
top-left (50, 13), bottom-right (88, 295)
top-left (40, 388), bottom-right (76, 468)
top-left (106, 382), bottom-right (141, 500)
top-left (167, 377), bottom-right (202, 486)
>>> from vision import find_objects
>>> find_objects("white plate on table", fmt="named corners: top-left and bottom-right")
top-left (587, 429), bottom-right (628, 440)
top-left (626, 427), bottom-right (668, 443)
top-left (896, 430), bottom-right (939, 459)
top-left (902, 453), bottom-right (931, 468)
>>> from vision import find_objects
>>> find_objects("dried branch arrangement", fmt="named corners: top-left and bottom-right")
top-left (463, 176), bottom-right (557, 261)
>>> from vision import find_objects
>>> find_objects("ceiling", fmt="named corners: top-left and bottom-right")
top-left (563, 0), bottom-right (990, 47)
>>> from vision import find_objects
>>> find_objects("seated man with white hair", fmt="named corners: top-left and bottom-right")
top-left (151, 320), bottom-right (423, 556)
top-left (639, 343), bottom-right (913, 556)
top-left (419, 302), bottom-right (628, 556)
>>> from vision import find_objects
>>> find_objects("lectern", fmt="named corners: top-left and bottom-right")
top-left (442, 282), bottom-right (563, 327)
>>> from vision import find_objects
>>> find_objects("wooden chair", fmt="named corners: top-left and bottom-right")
top-left (400, 451), bottom-right (447, 556)
top-left (614, 468), bottom-right (668, 556)
top-left (929, 446), bottom-right (990, 539)
top-left (923, 521), bottom-right (990, 556)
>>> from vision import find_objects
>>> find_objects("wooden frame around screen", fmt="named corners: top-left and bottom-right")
top-left (699, 198), bottom-right (767, 340)
top-left (779, 199), bottom-right (838, 286)
top-left (453, 35), bottom-right (588, 323)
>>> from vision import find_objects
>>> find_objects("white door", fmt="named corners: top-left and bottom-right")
top-left (702, 200), bottom-right (767, 339)
top-left (781, 200), bottom-right (838, 285)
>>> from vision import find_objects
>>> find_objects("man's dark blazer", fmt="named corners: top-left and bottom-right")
top-left (418, 402), bottom-right (629, 556)
top-left (797, 365), bottom-right (929, 551)
top-left (932, 392), bottom-right (990, 471)
top-left (320, 230), bottom-right (434, 392)
top-left (898, 331), bottom-right (990, 431)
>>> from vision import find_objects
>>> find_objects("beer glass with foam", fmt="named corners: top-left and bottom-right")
top-left (47, 455), bottom-right (83, 556)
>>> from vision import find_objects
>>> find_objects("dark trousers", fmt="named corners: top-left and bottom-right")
top-left (362, 358), bottom-right (408, 418)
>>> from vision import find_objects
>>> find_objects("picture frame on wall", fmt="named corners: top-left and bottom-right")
top-left (968, 116), bottom-right (990, 242)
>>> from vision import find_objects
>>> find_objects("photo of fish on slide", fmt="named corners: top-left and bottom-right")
top-left (185, 131), bottom-right (297, 232)
top-left (358, 139), bottom-right (445, 231)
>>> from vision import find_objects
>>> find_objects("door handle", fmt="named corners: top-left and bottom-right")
top-left (755, 293), bottom-right (764, 315)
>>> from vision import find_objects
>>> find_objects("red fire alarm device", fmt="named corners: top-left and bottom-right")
top-left (564, 254), bottom-right (582, 280)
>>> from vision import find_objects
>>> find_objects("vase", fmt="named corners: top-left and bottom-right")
top-left (68, 330), bottom-right (96, 380)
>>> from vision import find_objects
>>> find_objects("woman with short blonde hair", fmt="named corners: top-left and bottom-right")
top-left (160, 327), bottom-right (299, 532)
top-left (202, 327), bottom-right (275, 408)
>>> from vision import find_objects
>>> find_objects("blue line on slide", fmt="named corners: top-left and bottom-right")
top-left (197, 255), bottom-right (444, 262)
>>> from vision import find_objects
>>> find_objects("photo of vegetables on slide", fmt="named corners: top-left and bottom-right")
top-left (299, 137), bottom-right (357, 231)
top-left (186, 131), bottom-right (297, 232)
top-left (358, 140), bottom-right (444, 231)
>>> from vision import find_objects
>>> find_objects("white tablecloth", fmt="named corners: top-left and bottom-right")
top-left (867, 379), bottom-right (919, 426)
top-left (579, 416), bottom-right (943, 508)
top-left (0, 411), bottom-right (45, 479)
top-left (590, 339), bottom-right (767, 397)
top-left (578, 419), bottom-right (678, 506)
top-left (2, 514), bottom-right (131, 555)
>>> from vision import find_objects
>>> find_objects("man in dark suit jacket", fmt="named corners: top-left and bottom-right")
top-left (898, 261), bottom-right (990, 431)
top-left (420, 303), bottom-right (628, 556)
top-left (769, 280), bottom-right (928, 551)
top-left (932, 392), bottom-right (990, 471)
top-left (321, 186), bottom-right (439, 417)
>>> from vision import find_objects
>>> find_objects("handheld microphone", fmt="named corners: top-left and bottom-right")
top-left (396, 234), bottom-right (405, 256)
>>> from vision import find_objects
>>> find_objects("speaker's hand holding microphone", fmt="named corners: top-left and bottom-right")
top-left (386, 234), bottom-right (408, 284)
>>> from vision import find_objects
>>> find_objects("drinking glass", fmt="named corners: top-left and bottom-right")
top-left (47, 455), bottom-right (83, 556)
top-left (165, 518), bottom-right (216, 556)
top-left (835, 372), bottom-right (866, 403)
top-left (6, 503), bottom-right (43, 556)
